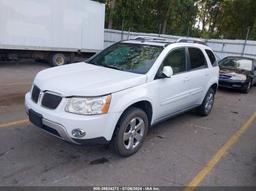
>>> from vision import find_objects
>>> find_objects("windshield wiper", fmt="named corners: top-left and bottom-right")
top-left (88, 61), bottom-right (123, 71)
top-left (101, 64), bottom-right (123, 71)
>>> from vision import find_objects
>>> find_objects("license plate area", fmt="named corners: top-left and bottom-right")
top-left (29, 109), bottom-right (43, 128)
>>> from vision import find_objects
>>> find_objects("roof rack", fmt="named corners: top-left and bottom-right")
top-left (131, 36), bottom-right (207, 46)
top-left (134, 36), bottom-right (166, 41)
top-left (176, 38), bottom-right (207, 45)
top-left (133, 36), bottom-right (173, 43)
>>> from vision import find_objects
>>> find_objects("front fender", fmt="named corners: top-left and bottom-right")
top-left (104, 84), bottom-right (154, 140)
top-left (110, 84), bottom-right (154, 119)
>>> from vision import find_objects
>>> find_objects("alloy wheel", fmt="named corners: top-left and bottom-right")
top-left (205, 92), bottom-right (214, 113)
top-left (123, 117), bottom-right (145, 150)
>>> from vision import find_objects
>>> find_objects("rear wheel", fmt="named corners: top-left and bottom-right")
top-left (197, 88), bottom-right (215, 116)
top-left (50, 53), bottom-right (66, 66)
top-left (111, 107), bottom-right (149, 157)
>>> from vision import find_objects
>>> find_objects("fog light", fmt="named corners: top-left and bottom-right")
top-left (72, 129), bottom-right (86, 138)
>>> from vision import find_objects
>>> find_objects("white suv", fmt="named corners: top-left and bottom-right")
top-left (25, 37), bottom-right (219, 156)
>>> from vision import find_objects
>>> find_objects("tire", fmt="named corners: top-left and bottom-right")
top-left (111, 107), bottom-right (149, 157)
top-left (50, 53), bottom-right (66, 66)
top-left (242, 80), bottom-right (251, 94)
top-left (197, 88), bottom-right (215, 116)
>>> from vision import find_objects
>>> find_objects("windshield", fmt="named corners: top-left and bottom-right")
top-left (88, 43), bottom-right (163, 74)
top-left (219, 58), bottom-right (253, 71)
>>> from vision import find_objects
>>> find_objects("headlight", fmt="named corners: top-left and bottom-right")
top-left (65, 95), bottom-right (111, 115)
top-left (230, 74), bottom-right (246, 81)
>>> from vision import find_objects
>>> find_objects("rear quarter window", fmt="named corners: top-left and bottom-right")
top-left (206, 49), bottom-right (217, 67)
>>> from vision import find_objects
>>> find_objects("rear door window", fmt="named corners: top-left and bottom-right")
top-left (188, 47), bottom-right (207, 70)
top-left (206, 49), bottom-right (217, 66)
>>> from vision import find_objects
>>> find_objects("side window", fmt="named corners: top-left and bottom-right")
top-left (188, 48), bottom-right (207, 70)
top-left (206, 49), bottom-right (217, 66)
top-left (162, 48), bottom-right (186, 74)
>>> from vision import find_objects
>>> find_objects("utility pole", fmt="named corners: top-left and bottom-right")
top-left (242, 26), bottom-right (251, 56)
top-left (187, 26), bottom-right (190, 37)
top-left (121, 19), bottom-right (125, 40)
top-left (158, 24), bottom-right (162, 37)
top-left (127, 27), bottom-right (131, 40)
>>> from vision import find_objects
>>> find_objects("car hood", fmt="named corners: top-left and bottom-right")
top-left (34, 62), bottom-right (147, 96)
top-left (219, 68), bottom-right (250, 76)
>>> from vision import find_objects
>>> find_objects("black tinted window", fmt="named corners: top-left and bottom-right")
top-left (163, 48), bottom-right (186, 74)
top-left (206, 49), bottom-right (217, 66)
top-left (188, 48), bottom-right (207, 70)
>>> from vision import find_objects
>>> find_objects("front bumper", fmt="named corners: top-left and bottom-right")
top-left (25, 92), bottom-right (120, 145)
top-left (218, 79), bottom-right (248, 90)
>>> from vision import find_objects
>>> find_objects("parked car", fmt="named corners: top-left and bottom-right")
top-left (25, 37), bottom-right (219, 156)
top-left (219, 56), bottom-right (256, 93)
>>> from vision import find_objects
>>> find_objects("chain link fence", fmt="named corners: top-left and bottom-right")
top-left (104, 29), bottom-right (256, 59)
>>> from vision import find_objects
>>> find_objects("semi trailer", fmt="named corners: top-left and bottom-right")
top-left (0, 0), bottom-right (105, 66)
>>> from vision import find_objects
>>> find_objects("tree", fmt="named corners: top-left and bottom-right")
top-left (196, 0), bottom-right (222, 35)
top-left (162, 1), bottom-right (173, 34)
top-left (251, 19), bottom-right (256, 40)
top-left (216, 0), bottom-right (256, 39)
top-left (108, 0), bottom-right (116, 29)
top-left (93, 0), bottom-right (256, 40)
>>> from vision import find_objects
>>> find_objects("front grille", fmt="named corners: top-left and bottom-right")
top-left (31, 85), bottom-right (40, 103)
top-left (219, 75), bottom-right (231, 80)
top-left (41, 93), bottom-right (62, 109)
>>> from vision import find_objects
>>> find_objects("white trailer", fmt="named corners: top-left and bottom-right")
top-left (0, 0), bottom-right (105, 66)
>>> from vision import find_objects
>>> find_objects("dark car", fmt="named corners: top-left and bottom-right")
top-left (218, 56), bottom-right (256, 93)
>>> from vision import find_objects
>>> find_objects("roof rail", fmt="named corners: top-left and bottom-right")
top-left (131, 36), bottom-right (208, 46)
top-left (133, 36), bottom-right (174, 43)
top-left (176, 38), bottom-right (207, 45)
top-left (134, 36), bottom-right (166, 41)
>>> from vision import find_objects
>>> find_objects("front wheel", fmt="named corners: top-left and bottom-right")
top-left (197, 88), bottom-right (215, 116)
top-left (242, 81), bottom-right (251, 94)
top-left (111, 107), bottom-right (149, 157)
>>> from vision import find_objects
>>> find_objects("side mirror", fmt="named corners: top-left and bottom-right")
top-left (162, 66), bottom-right (173, 78)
